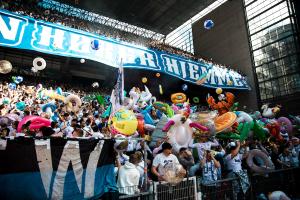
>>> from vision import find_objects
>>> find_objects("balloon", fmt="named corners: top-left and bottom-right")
top-left (17, 115), bottom-right (51, 132)
top-left (91, 39), bottom-right (100, 50)
top-left (92, 82), bottom-right (99, 88)
top-left (214, 112), bottom-right (237, 133)
top-left (16, 102), bottom-right (26, 111)
top-left (33, 57), bottom-right (46, 70)
top-left (156, 73), bottom-right (160, 77)
top-left (42, 103), bottom-right (57, 113)
top-left (159, 84), bottom-right (163, 95)
top-left (204, 19), bottom-right (214, 30)
top-left (142, 77), bottom-right (147, 83)
top-left (228, 80), bottom-right (233, 85)
top-left (56, 87), bottom-right (63, 95)
top-left (182, 84), bottom-right (188, 91)
top-left (36, 84), bottom-right (43, 90)
top-left (8, 83), bottom-right (16, 90)
top-left (108, 108), bottom-right (138, 136)
top-left (192, 97), bottom-right (199, 104)
top-left (80, 58), bottom-right (85, 63)
top-left (216, 87), bottom-right (223, 94)
top-left (0, 60), bottom-right (12, 74)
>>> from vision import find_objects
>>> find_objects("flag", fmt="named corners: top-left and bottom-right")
top-left (0, 138), bottom-right (117, 200)
top-left (110, 60), bottom-right (124, 114)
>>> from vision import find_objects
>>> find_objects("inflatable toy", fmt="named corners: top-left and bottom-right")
top-left (80, 58), bottom-right (85, 63)
top-left (159, 84), bottom-right (163, 95)
top-left (266, 120), bottom-right (283, 141)
top-left (162, 114), bottom-right (208, 152)
top-left (156, 73), bottom-right (160, 77)
top-left (277, 117), bottom-right (293, 135)
top-left (246, 149), bottom-right (275, 173)
top-left (33, 57), bottom-right (46, 70)
top-left (153, 101), bottom-right (174, 118)
top-left (91, 39), bottom-right (100, 50)
top-left (65, 94), bottom-right (82, 113)
top-left (235, 111), bottom-right (253, 123)
top-left (228, 80), bottom-right (233, 86)
top-left (163, 164), bottom-right (186, 185)
top-left (17, 115), bottom-right (51, 132)
top-left (44, 90), bottom-right (65, 102)
top-left (108, 108), bottom-right (138, 136)
top-left (215, 112), bottom-right (237, 133)
top-left (5, 113), bottom-right (20, 121)
top-left (56, 87), bottom-right (63, 95)
top-left (171, 93), bottom-right (187, 104)
top-left (192, 97), bottom-right (199, 104)
top-left (36, 84), bottom-right (43, 91)
top-left (191, 111), bottom-right (217, 137)
top-left (12, 76), bottom-right (23, 84)
top-left (8, 83), bottom-right (16, 90)
top-left (42, 103), bottom-right (57, 114)
top-left (204, 19), bottom-right (214, 30)
top-left (31, 67), bottom-right (38, 73)
top-left (182, 84), bottom-right (188, 91)
top-left (207, 92), bottom-right (235, 115)
top-left (261, 104), bottom-right (280, 118)
top-left (142, 77), bottom-right (147, 83)
top-left (0, 60), bottom-right (12, 74)
top-left (16, 102), bottom-right (26, 111)
top-left (196, 73), bottom-right (207, 85)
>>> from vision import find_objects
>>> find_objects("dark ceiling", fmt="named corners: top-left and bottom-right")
top-left (56, 0), bottom-right (217, 35)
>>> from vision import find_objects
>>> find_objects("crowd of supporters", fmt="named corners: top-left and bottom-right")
top-left (0, 75), bottom-right (299, 199)
top-left (0, 0), bottom-right (246, 76)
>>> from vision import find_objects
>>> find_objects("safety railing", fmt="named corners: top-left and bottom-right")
top-left (118, 167), bottom-right (300, 200)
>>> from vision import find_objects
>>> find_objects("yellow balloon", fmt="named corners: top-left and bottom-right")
top-left (142, 77), bottom-right (148, 83)
top-left (156, 73), bottom-right (160, 77)
top-left (216, 87), bottom-right (223, 95)
top-left (228, 80), bottom-right (233, 86)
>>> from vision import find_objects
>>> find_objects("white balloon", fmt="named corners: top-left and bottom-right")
top-left (80, 58), bottom-right (85, 63)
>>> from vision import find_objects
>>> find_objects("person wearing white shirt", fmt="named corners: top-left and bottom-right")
top-left (152, 142), bottom-right (179, 181)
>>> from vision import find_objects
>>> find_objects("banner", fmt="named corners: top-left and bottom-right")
top-left (0, 9), bottom-right (249, 89)
top-left (0, 138), bottom-right (117, 200)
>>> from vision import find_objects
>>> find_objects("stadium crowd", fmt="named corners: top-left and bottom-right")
top-left (0, 0), bottom-right (246, 76)
top-left (0, 75), bottom-right (299, 199)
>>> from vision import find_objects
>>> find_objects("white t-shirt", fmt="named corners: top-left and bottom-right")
top-left (152, 153), bottom-right (180, 175)
top-left (225, 153), bottom-right (242, 172)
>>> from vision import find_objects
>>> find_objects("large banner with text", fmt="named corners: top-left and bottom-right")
top-left (0, 9), bottom-right (249, 89)
top-left (0, 138), bottom-right (117, 200)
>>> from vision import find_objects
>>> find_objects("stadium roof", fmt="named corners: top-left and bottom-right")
top-left (56, 0), bottom-right (217, 35)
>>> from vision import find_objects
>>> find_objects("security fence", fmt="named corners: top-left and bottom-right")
top-left (119, 167), bottom-right (300, 200)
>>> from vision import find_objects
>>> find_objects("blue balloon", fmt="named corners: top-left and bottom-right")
top-left (182, 84), bottom-right (188, 91)
top-left (204, 19), bottom-right (214, 30)
top-left (91, 39), bottom-right (100, 50)
top-left (8, 83), bottom-right (16, 90)
top-left (42, 103), bottom-right (57, 113)
top-left (56, 87), bottom-right (63, 95)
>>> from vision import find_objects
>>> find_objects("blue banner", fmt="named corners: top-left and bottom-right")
top-left (0, 9), bottom-right (249, 89)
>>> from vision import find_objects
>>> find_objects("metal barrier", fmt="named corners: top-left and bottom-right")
top-left (153, 177), bottom-right (197, 200)
top-left (118, 168), bottom-right (300, 200)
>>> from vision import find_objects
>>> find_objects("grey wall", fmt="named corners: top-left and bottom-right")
top-left (192, 0), bottom-right (258, 111)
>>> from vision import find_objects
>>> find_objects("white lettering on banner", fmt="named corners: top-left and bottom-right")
top-left (179, 60), bottom-right (187, 78)
top-left (164, 57), bottom-right (180, 75)
top-left (0, 14), bottom-right (27, 46)
top-left (140, 52), bottom-right (157, 68)
top-left (188, 63), bottom-right (200, 80)
top-left (214, 69), bottom-right (231, 85)
top-left (69, 33), bottom-right (90, 53)
top-left (36, 25), bottom-right (65, 49)
top-left (206, 70), bottom-right (217, 85)
top-left (84, 141), bottom-right (104, 198)
top-left (35, 140), bottom-right (104, 199)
